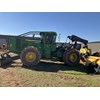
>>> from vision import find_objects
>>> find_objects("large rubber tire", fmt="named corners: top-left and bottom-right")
top-left (63, 49), bottom-right (80, 66)
top-left (20, 46), bottom-right (41, 67)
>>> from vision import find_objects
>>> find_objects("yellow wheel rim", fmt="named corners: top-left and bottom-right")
top-left (26, 52), bottom-right (36, 62)
top-left (69, 53), bottom-right (77, 62)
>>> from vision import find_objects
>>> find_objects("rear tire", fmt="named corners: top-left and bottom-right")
top-left (20, 46), bottom-right (41, 67)
top-left (63, 49), bottom-right (80, 66)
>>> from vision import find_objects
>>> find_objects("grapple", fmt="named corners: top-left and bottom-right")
top-left (0, 52), bottom-right (12, 66)
top-left (0, 52), bottom-right (18, 66)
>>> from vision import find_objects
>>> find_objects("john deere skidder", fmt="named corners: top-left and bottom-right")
top-left (0, 31), bottom-right (90, 66)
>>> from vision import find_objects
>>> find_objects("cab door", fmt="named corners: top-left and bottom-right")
top-left (43, 44), bottom-right (52, 58)
top-left (42, 34), bottom-right (55, 59)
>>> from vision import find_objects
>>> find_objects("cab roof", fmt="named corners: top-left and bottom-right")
top-left (19, 31), bottom-right (57, 36)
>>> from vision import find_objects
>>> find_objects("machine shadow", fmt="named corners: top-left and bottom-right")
top-left (0, 60), bottom-right (87, 74)
top-left (22, 61), bottom-right (87, 73)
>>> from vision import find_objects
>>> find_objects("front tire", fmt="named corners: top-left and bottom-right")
top-left (63, 49), bottom-right (80, 66)
top-left (20, 46), bottom-right (41, 67)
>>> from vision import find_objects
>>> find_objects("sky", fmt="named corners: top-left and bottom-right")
top-left (0, 12), bottom-right (100, 42)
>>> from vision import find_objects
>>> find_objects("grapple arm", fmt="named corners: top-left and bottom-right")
top-left (68, 35), bottom-right (88, 45)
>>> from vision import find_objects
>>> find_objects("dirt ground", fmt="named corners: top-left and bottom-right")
top-left (0, 59), bottom-right (100, 87)
top-left (0, 67), bottom-right (88, 87)
top-left (0, 68), bottom-right (21, 86)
